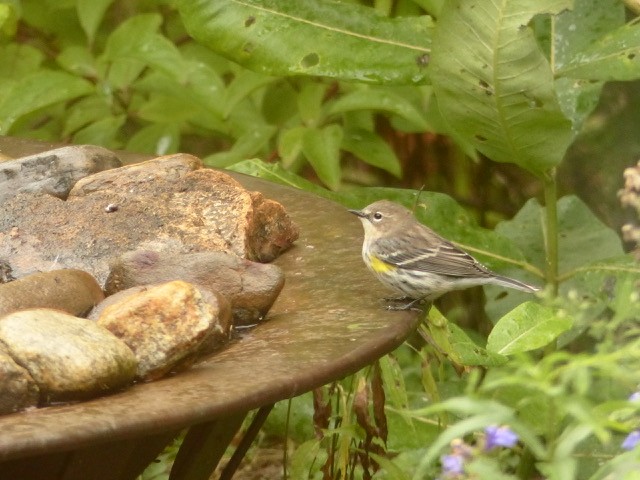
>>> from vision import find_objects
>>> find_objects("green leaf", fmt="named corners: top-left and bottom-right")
top-left (430, 0), bottom-right (573, 176)
top-left (0, 44), bottom-right (43, 80)
top-left (0, 70), bottom-right (93, 134)
top-left (553, 0), bottom-right (624, 132)
top-left (126, 123), bottom-right (180, 155)
top-left (297, 82), bottom-right (328, 125)
top-left (203, 124), bottom-right (277, 167)
top-left (76, 0), bottom-right (115, 44)
top-left (495, 196), bottom-right (624, 277)
top-left (301, 124), bottom-right (343, 190)
top-left (277, 126), bottom-right (306, 167)
top-left (448, 323), bottom-right (508, 367)
top-left (558, 18), bottom-right (640, 81)
top-left (226, 158), bottom-right (340, 202)
top-left (102, 14), bottom-right (188, 85)
top-left (178, 0), bottom-right (432, 85)
top-left (57, 45), bottom-right (98, 77)
top-left (329, 87), bottom-right (430, 131)
top-left (72, 115), bottom-right (125, 148)
top-left (224, 70), bottom-right (275, 118)
top-left (342, 127), bottom-right (401, 177)
top-left (487, 302), bottom-right (572, 355)
top-left (63, 95), bottom-right (112, 136)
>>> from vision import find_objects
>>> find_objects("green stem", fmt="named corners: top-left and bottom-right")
top-left (544, 169), bottom-right (559, 296)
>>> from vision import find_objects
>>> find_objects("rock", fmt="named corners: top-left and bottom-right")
top-left (97, 281), bottom-right (232, 381)
top-left (0, 145), bottom-right (121, 203)
top-left (0, 269), bottom-right (104, 318)
top-left (0, 309), bottom-right (137, 403)
top-left (105, 250), bottom-right (284, 325)
top-left (0, 153), bottom-right (298, 284)
top-left (0, 345), bottom-right (39, 414)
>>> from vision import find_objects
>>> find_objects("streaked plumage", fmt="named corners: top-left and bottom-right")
top-left (349, 200), bottom-right (539, 301)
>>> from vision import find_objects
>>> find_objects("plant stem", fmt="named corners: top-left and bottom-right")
top-left (543, 169), bottom-right (559, 296)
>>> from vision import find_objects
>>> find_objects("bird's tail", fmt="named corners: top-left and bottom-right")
top-left (491, 275), bottom-right (541, 294)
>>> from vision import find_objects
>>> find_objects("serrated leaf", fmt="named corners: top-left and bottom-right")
top-left (342, 128), bottom-right (401, 177)
top-left (179, 0), bottom-right (432, 85)
top-left (76, 0), bottom-right (115, 44)
top-left (302, 124), bottom-right (343, 190)
top-left (329, 88), bottom-right (430, 130)
top-left (487, 302), bottom-right (572, 355)
top-left (0, 70), bottom-right (93, 134)
top-left (430, 0), bottom-right (573, 176)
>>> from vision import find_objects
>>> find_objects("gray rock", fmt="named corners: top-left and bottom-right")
top-left (0, 309), bottom-right (137, 403)
top-left (105, 250), bottom-right (284, 325)
top-left (97, 280), bottom-right (232, 381)
top-left (0, 269), bottom-right (104, 318)
top-left (0, 345), bottom-right (39, 414)
top-left (0, 145), bottom-right (121, 202)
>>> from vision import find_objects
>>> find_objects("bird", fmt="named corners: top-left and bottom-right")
top-left (349, 200), bottom-right (540, 305)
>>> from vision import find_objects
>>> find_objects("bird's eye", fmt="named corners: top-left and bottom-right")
top-left (372, 212), bottom-right (383, 221)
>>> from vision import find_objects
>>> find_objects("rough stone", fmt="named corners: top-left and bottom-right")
top-left (0, 153), bottom-right (298, 285)
top-left (0, 344), bottom-right (39, 414)
top-left (97, 281), bottom-right (232, 381)
top-left (105, 250), bottom-right (284, 325)
top-left (0, 269), bottom-right (104, 318)
top-left (0, 145), bottom-right (121, 203)
top-left (0, 309), bottom-right (137, 403)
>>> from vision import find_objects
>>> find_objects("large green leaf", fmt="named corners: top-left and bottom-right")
top-left (495, 195), bottom-right (624, 277)
top-left (178, 0), bottom-right (432, 85)
top-left (76, 0), bottom-right (115, 44)
top-left (301, 124), bottom-right (343, 190)
top-left (430, 0), bottom-right (573, 176)
top-left (0, 70), bottom-right (93, 134)
top-left (553, 0), bottom-right (624, 132)
top-left (487, 301), bottom-right (572, 355)
top-left (558, 17), bottom-right (640, 81)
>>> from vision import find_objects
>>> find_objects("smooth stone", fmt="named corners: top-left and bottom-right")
top-left (97, 280), bottom-right (232, 381)
top-left (0, 309), bottom-right (137, 403)
top-left (0, 345), bottom-right (39, 415)
top-left (0, 145), bottom-right (121, 202)
top-left (104, 250), bottom-right (284, 325)
top-left (0, 269), bottom-right (104, 318)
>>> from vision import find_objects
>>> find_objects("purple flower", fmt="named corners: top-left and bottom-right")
top-left (622, 430), bottom-right (640, 451)
top-left (440, 454), bottom-right (465, 475)
top-left (484, 425), bottom-right (519, 450)
top-left (629, 392), bottom-right (640, 402)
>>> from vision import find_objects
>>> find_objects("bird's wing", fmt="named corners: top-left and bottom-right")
top-left (375, 234), bottom-right (493, 278)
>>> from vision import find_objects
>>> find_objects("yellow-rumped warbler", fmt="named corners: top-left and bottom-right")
top-left (349, 200), bottom-right (540, 302)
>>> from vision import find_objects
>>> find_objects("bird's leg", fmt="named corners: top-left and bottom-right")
top-left (385, 297), bottom-right (430, 311)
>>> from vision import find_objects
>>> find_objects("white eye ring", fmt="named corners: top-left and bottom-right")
top-left (372, 212), bottom-right (383, 221)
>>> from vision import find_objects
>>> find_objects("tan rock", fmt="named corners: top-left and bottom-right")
top-left (0, 153), bottom-right (298, 284)
top-left (0, 309), bottom-right (137, 402)
top-left (0, 345), bottom-right (39, 414)
top-left (0, 269), bottom-right (104, 318)
top-left (97, 281), bottom-right (232, 381)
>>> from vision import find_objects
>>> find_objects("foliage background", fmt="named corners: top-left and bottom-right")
top-left (1, 0), bottom-right (639, 479)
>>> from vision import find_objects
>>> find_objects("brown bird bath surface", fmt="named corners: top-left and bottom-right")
top-left (0, 137), bottom-right (422, 480)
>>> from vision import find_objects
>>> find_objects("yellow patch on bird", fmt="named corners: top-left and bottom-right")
top-left (369, 255), bottom-right (395, 273)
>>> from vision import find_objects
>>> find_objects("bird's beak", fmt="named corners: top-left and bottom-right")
top-left (348, 209), bottom-right (366, 218)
